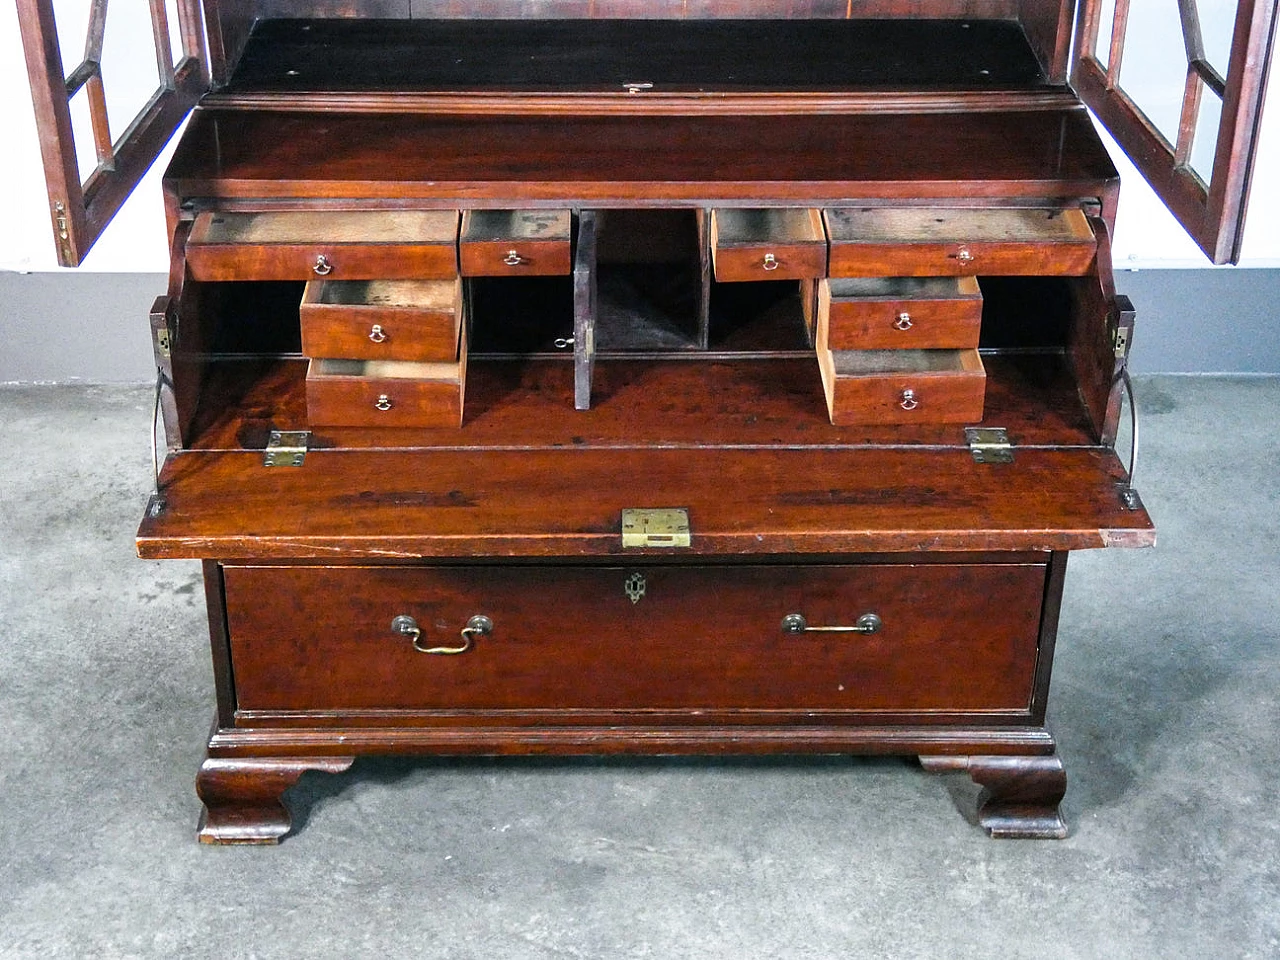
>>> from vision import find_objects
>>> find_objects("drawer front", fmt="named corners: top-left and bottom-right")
top-left (711, 208), bottom-right (828, 281)
top-left (305, 354), bottom-right (466, 428)
top-left (459, 210), bottom-right (573, 276)
top-left (187, 210), bottom-right (460, 281)
top-left (223, 562), bottom-right (1045, 714)
top-left (300, 279), bottom-right (463, 362)
top-left (816, 347), bottom-right (987, 426)
top-left (824, 207), bottom-right (1097, 277)
top-left (821, 277), bottom-right (983, 351)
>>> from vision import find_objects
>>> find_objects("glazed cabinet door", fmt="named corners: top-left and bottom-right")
top-left (1073, 0), bottom-right (1278, 262)
top-left (16, 0), bottom-right (209, 266)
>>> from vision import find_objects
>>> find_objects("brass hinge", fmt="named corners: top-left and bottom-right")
top-left (263, 430), bottom-right (310, 467)
top-left (53, 201), bottom-right (73, 264)
top-left (155, 328), bottom-right (172, 359)
top-left (965, 427), bottom-right (1013, 464)
top-left (621, 507), bottom-right (691, 548)
top-left (1111, 294), bottom-right (1136, 360)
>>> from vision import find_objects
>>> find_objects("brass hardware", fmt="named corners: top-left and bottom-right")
top-left (503, 250), bottom-right (524, 266)
top-left (313, 254), bottom-right (333, 276)
top-left (553, 336), bottom-right (575, 349)
top-left (53, 201), bottom-right (72, 263)
top-left (623, 81), bottom-right (654, 94)
top-left (899, 389), bottom-right (919, 411)
top-left (762, 253), bottom-right (779, 271)
top-left (374, 394), bottom-right (393, 411)
top-left (893, 312), bottom-right (913, 331)
top-left (965, 426), bottom-right (1013, 464)
top-left (263, 430), bottom-right (310, 467)
top-left (154, 327), bottom-right (172, 359)
top-left (954, 247), bottom-right (974, 264)
top-left (392, 614), bottom-right (491, 654)
top-left (621, 508), bottom-right (691, 548)
top-left (624, 573), bottom-right (646, 604)
top-left (368, 324), bottom-right (387, 343)
top-left (781, 613), bottom-right (882, 635)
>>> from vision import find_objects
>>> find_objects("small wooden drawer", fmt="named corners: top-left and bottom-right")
top-left (459, 210), bottom-right (572, 276)
top-left (817, 347), bottom-right (986, 426)
top-left (305, 322), bottom-right (467, 428)
top-left (300, 278), bottom-right (463, 362)
top-left (186, 210), bottom-right (460, 281)
top-left (711, 208), bottom-right (827, 281)
top-left (819, 276), bottom-right (983, 351)
top-left (222, 562), bottom-right (1045, 714)
top-left (824, 207), bottom-right (1096, 277)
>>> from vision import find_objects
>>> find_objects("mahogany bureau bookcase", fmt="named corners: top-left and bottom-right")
top-left (18, 0), bottom-right (1276, 842)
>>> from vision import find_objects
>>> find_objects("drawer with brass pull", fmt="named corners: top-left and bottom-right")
top-left (300, 278), bottom-right (464, 362)
top-left (221, 562), bottom-right (1045, 715)
top-left (459, 209), bottom-right (573, 276)
top-left (824, 206), bottom-right (1097, 278)
top-left (819, 276), bottom-right (983, 351)
top-left (710, 208), bottom-right (827, 281)
top-left (186, 209), bottom-right (460, 281)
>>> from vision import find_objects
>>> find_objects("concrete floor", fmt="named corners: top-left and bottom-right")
top-left (0, 377), bottom-right (1277, 959)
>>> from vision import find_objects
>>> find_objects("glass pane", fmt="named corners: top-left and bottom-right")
top-left (1093, 0), bottom-right (1118, 68)
top-left (1197, 0), bottom-right (1236, 76)
top-left (1190, 81), bottom-right (1224, 183)
top-left (99, 6), bottom-right (165, 145)
top-left (67, 83), bottom-right (97, 183)
top-left (1117, 3), bottom-right (1190, 149)
top-left (52, 0), bottom-right (93, 79)
top-left (166, 0), bottom-right (185, 68)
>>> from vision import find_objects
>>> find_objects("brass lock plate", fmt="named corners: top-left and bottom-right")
top-left (621, 508), bottom-right (691, 548)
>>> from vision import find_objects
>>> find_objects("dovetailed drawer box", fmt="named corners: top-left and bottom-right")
top-left (300, 278), bottom-right (464, 362)
top-left (186, 209), bottom-right (461, 281)
top-left (222, 562), bottom-right (1047, 715)
top-left (459, 210), bottom-right (573, 276)
top-left (711, 208), bottom-right (828, 281)
top-left (824, 207), bottom-right (1098, 277)
top-left (304, 312), bottom-right (467, 428)
top-left (819, 276), bottom-right (983, 351)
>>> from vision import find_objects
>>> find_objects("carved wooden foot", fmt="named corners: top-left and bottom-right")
top-left (196, 756), bottom-right (355, 845)
top-left (921, 754), bottom-right (1068, 839)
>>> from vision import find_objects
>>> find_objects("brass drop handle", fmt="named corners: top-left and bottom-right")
top-left (893, 312), bottom-right (913, 331)
top-left (368, 324), bottom-right (387, 343)
top-left (392, 614), bottom-right (492, 654)
top-left (781, 613), bottom-right (882, 635)
top-left (762, 253), bottom-right (780, 271)
top-left (952, 247), bottom-right (974, 264)
top-left (374, 394), bottom-right (393, 411)
top-left (503, 249), bottom-right (525, 266)
top-left (313, 254), bottom-right (333, 276)
top-left (899, 389), bottom-right (919, 411)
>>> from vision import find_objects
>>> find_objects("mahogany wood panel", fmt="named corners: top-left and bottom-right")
top-left (300, 278), bottom-right (463, 362)
top-left (181, 354), bottom-right (1102, 453)
top-left (222, 562), bottom-right (1045, 713)
top-left (819, 277), bottom-right (983, 350)
top-left (186, 210), bottom-right (460, 281)
top-left (137, 445), bottom-right (1154, 559)
top-left (922, 753), bottom-right (1068, 837)
top-left (710, 209), bottom-right (828, 281)
top-left (163, 108), bottom-right (1120, 203)
top-left (824, 206), bottom-right (1099, 277)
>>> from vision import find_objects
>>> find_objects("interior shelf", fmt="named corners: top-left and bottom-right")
top-left (220, 18), bottom-right (1051, 95)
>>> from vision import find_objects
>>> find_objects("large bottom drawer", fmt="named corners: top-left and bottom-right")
top-left (223, 562), bottom-right (1046, 714)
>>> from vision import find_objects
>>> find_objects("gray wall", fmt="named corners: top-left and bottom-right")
top-left (1, 269), bottom-right (1278, 382)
